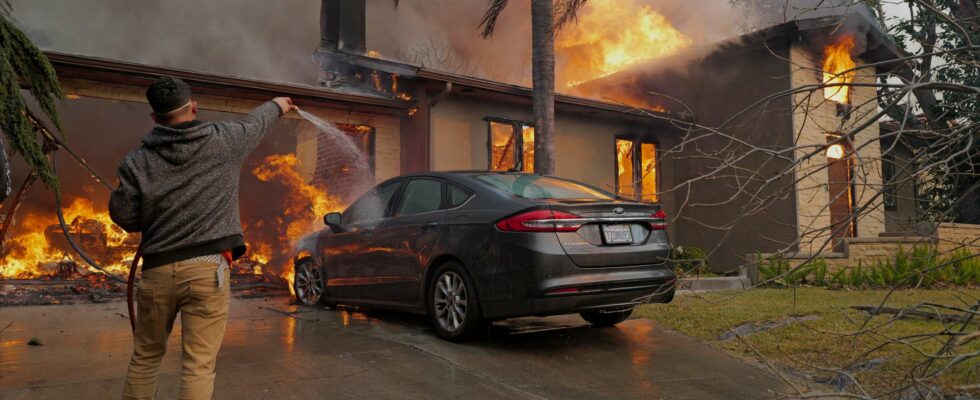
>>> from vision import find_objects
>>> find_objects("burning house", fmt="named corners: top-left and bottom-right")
top-left (6, 0), bottom-right (967, 299)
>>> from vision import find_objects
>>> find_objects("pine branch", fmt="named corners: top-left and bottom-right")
top-left (0, 9), bottom-right (64, 191)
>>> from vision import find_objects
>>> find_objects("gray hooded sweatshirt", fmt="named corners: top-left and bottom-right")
top-left (109, 101), bottom-right (282, 269)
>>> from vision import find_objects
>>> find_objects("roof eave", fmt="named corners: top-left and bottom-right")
top-left (44, 51), bottom-right (410, 113)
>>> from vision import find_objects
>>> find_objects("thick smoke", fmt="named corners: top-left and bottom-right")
top-left (10, 0), bottom-right (322, 84)
top-left (367, 0), bottom-right (748, 87)
top-left (10, 0), bottom-right (873, 89)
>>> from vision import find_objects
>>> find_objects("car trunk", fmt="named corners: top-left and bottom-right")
top-left (549, 200), bottom-right (670, 268)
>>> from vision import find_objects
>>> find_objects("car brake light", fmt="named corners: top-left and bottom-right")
top-left (649, 209), bottom-right (668, 230)
top-left (496, 210), bottom-right (583, 232)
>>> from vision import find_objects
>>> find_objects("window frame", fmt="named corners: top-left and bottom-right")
top-left (485, 117), bottom-right (534, 172)
top-left (446, 183), bottom-right (475, 210)
top-left (614, 135), bottom-right (661, 203)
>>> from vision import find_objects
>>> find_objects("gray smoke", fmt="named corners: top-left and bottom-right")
top-left (10, 0), bottom-right (878, 89)
top-left (10, 0), bottom-right (321, 84)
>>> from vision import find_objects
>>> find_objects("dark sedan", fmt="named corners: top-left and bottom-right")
top-left (292, 172), bottom-right (676, 341)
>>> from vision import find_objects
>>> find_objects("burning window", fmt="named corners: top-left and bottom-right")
top-left (823, 36), bottom-right (856, 104)
top-left (488, 119), bottom-right (534, 172)
top-left (616, 138), bottom-right (658, 202)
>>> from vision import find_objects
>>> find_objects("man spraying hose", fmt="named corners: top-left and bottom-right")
top-left (108, 76), bottom-right (296, 400)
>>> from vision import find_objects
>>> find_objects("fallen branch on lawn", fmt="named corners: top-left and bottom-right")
top-left (850, 306), bottom-right (970, 324)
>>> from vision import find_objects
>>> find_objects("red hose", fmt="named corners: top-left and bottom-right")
top-left (127, 245), bottom-right (143, 332)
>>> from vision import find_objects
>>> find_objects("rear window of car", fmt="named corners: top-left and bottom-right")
top-left (475, 174), bottom-right (615, 200)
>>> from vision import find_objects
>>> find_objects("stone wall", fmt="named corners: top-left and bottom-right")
top-left (748, 223), bottom-right (980, 280)
top-left (60, 77), bottom-right (401, 182)
top-left (935, 223), bottom-right (980, 253)
top-left (789, 44), bottom-right (886, 252)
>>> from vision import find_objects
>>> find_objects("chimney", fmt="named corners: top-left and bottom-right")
top-left (339, 0), bottom-right (366, 55)
top-left (319, 0), bottom-right (340, 51)
top-left (319, 0), bottom-right (365, 55)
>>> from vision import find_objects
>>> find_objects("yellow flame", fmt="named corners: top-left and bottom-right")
top-left (823, 36), bottom-right (856, 104)
top-left (0, 197), bottom-right (135, 278)
top-left (251, 154), bottom-right (347, 294)
top-left (558, 0), bottom-right (691, 88)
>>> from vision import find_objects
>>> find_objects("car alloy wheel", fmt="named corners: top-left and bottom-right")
top-left (433, 271), bottom-right (468, 333)
top-left (294, 260), bottom-right (323, 306)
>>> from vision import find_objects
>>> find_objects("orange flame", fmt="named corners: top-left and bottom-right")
top-left (251, 154), bottom-right (346, 294)
top-left (823, 36), bottom-right (856, 104)
top-left (0, 197), bottom-right (136, 279)
top-left (558, 0), bottom-right (691, 88)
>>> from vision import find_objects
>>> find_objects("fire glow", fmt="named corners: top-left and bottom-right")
top-left (822, 35), bottom-right (856, 104)
top-left (557, 0), bottom-right (691, 88)
top-left (0, 197), bottom-right (135, 279)
top-left (251, 153), bottom-right (347, 294)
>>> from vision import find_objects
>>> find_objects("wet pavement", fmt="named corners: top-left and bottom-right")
top-left (0, 296), bottom-right (788, 399)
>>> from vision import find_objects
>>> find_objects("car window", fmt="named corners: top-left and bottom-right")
top-left (343, 181), bottom-right (399, 225)
top-left (448, 185), bottom-right (472, 208)
top-left (475, 174), bottom-right (615, 200)
top-left (396, 179), bottom-right (443, 216)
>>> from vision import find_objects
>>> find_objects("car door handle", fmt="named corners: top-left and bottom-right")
top-left (421, 222), bottom-right (440, 230)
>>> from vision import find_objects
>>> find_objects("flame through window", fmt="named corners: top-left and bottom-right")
top-left (488, 119), bottom-right (534, 172)
top-left (616, 138), bottom-right (658, 203)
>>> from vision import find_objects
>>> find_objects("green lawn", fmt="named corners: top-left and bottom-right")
top-left (634, 288), bottom-right (980, 397)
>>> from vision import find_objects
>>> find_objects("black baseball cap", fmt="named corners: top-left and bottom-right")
top-left (146, 76), bottom-right (192, 114)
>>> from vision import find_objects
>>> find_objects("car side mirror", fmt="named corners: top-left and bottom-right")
top-left (324, 212), bottom-right (343, 233)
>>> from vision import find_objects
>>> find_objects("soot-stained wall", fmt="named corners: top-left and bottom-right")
top-left (579, 39), bottom-right (799, 272)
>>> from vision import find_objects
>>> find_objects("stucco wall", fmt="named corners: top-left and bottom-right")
top-left (789, 45), bottom-right (886, 252)
top-left (60, 77), bottom-right (401, 182)
top-left (430, 95), bottom-right (669, 194)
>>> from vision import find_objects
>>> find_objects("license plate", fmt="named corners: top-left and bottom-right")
top-left (602, 224), bottom-right (633, 244)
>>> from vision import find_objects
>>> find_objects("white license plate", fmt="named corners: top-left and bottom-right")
top-left (602, 224), bottom-right (633, 244)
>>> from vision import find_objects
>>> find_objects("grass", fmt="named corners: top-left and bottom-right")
top-left (634, 288), bottom-right (980, 397)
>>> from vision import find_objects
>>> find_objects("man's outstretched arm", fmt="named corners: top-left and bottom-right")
top-left (216, 97), bottom-right (295, 157)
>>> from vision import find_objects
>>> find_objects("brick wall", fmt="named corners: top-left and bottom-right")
top-left (312, 124), bottom-right (374, 203)
top-left (789, 45), bottom-right (886, 253)
top-left (61, 77), bottom-right (401, 184)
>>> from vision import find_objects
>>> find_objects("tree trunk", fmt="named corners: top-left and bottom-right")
top-left (530, 0), bottom-right (556, 175)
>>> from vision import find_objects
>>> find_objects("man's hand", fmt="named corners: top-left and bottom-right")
top-left (272, 97), bottom-right (297, 114)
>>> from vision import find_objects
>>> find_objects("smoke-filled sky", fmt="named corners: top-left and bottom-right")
top-left (10, 0), bottom-right (900, 87)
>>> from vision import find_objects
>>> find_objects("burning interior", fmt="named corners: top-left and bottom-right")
top-left (0, 91), bottom-right (381, 304)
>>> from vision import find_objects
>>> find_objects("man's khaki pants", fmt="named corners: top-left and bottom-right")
top-left (123, 259), bottom-right (230, 400)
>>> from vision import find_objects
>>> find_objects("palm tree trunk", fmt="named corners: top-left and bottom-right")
top-left (530, 0), bottom-right (556, 175)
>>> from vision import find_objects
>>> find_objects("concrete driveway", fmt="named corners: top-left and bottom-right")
top-left (0, 296), bottom-right (788, 399)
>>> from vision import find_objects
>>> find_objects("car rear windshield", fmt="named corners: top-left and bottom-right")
top-left (475, 174), bottom-right (615, 200)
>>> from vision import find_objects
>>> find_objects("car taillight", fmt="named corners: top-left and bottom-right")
top-left (649, 209), bottom-right (668, 230)
top-left (496, 210), bottom-right (583, 232)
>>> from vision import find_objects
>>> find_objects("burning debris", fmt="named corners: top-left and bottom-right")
top-left (0, 198), bottom-right (134, 279)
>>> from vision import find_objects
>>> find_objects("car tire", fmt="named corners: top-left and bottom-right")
top-left (427, 261), bottom-right (487, 342)
top-left (293, 257), bottom-right (325, 306)
top-left (580, 308), bottom-right (633, 327)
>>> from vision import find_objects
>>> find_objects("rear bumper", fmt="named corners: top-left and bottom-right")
top-left (454, 228), bottom-right (675, 319)
top-left (481, 273), bottom-right (676, 319)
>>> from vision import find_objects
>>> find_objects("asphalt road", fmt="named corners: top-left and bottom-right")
top-left (0, 296), bottom-right (788, 399)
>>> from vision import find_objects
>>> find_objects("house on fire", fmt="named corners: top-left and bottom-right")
top-left (18, 1), bottom-right (975, 280)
